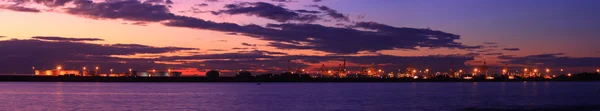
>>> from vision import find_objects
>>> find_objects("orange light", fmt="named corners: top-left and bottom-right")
top-left (129, 68), bottom-right (132, 72)
top-left (560, 69), bottom-right (564, 72)
top-left (567, 73), bottom-right (572, 76)
top-left (524, 68), bottom-right (528, 72)
top-left (412, 70), bottom-right (417, 73)
top-left (474, 68), bottom-right (478, 72)
top-left (83, 67), bottom-right (87, 70)
top-left (502, 69), bottom-right (507, 73)
top-left (95, 66), bottom-right (99, 70)
top-left (546, 68), bottom-right (550, 72)
top-left (56, 66), bottom-right (62, 70)
top-left (459, 70), bottom-right (463, 73)
top-left (534, 69), bottom-right (538, 72)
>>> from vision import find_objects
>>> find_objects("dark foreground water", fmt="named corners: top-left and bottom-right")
top-left (0, 82), bottom-right (599, 111)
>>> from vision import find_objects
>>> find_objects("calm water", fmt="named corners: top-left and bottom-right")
top-left (0, 82), bottom-right (599, 111)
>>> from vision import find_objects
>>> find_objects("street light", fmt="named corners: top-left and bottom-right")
top-left (32, 66), bottom-right (36, 75)
top-left (83, 67), bottom-right (87, 76)
top-left (95, 66), bottom-right (99, 76)
top-left (56, 66), bottom-right (62, 76)
top-left (129, 68), bottom-right (133, 76)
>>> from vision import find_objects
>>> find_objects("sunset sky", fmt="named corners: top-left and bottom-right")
top-left (1, 0), bottom-right (599, 75)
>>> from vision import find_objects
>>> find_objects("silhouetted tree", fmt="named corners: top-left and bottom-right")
top-left (206, 70), bottom-right (220, 78)
top-left (236, 71), bottom-right (252, 78)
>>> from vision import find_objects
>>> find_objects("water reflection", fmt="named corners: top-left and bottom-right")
top-left (0, 82), bottom-right (597, 111)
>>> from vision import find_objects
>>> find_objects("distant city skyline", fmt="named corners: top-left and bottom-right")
top-left (1, 0), bottom-right (599, 75)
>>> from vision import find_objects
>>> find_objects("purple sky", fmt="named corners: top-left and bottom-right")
top-left (0, 0), bottom-right (599, 75)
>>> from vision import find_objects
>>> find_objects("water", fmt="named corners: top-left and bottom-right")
top-left (0, 82), bottom-right (599, 111)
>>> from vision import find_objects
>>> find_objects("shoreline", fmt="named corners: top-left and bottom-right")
top-left (0, 75), bottom-right (598, 82)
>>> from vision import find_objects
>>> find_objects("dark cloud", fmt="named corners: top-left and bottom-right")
top-left (204, 0), bottom-right (221, 2)
top-left (503, 48), bottom-right (520, 51)
top-left (295, 9), bottom-right (320, 14)
top-left (313, 0), bottom-right (323, 2)
top-left (32, 36), bottom-right (105, 42)
top-left (66, 0), bottom-right (176, 22)
top-left (215, 40), bottom-right (227, 42)
top-left (241, 42), bottom-right (257, 47)
top-left (501, 53), bottom-right (600, 68)
top-left (143, 0), bottom-right (166, 4)
top-left (309, 5), bottom-right (348, 21)
top-left (0, 39), bottom-right (196, 74)
top-left (196, 3), bottom-right (208, 7)
top-left (206, 49), bottom-right (227, 51)
top-left (232, 47), bottom-right (249, 50)
top-left (130, 22), bottom-right (148, 26)
top-left (271, 0), bottom-right (294, 2)
top-left (0, 5), bottom-right (41, 13)
top-left (0, 36), bottom-right (5, 38)
top-left (483, 42), bottom-right (497, 45)
top-left (483, 53), bottom-right (503, 56)
top-left (11, 0), bottom-right (478, 54)
top-left (212, 2), bottom-right (320, 22)
top-left (166, 18), bottom-right (479, 53)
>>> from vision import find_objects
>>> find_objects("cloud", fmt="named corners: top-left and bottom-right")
top-left (204, 0), bottom-right (221, 2)
top-left (0, 5), bottom-right (41, 13)
top-left (0, 36), bottom-right (5, 38)
top-left (9, 0), bottom-right (479, 54)
top-left (0, 39), bottom-right (196, 74)
top-left (503, 48), bottom-right (520, 51)
top-left (501, 53), bottom-right (600, 68)
top-left (241, 42), bottom-right (257, 47)
top-left (66, 0), bottom-right (176, 22)
top-left (271, 0), bottom-right (294, 2)
top-left (143, 0), bottom-right (172, 4)
top-left (212, 2), bottom-right (320, 22)
top-left (309, 5), bottom-right (348, 21)
top-left (232, 47), bottom-right (249, 50)
top-left (206, 49), bottom-right (227, 51)
top-left (482, 42), bottom-right (497, 45)
top-left (196, 3), bottom-right (208, 7)
top-left (32, 36), bottom-right (105, 42)
top-left (166, 18), bottom-right (479, 53)
top-left (295, 9), bottom-right (320, 14)
top-left (483, 53), bottom-right (503, 56)
top-left (313, 0), bottom-right (323, 2)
